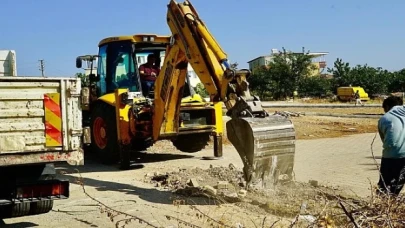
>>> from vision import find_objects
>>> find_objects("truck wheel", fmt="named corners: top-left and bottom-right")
top-left (10, 203), bottom-right (31, 218)
top-left (171, 133), bottom-right (210, 153)
top-left (90, 102), bottom-right (119, 164)
top-left (30, 200), bottom-right (53, 215)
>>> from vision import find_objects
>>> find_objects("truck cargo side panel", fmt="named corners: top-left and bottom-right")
top-left (0, 81), bottom-right (61, 153)
top-left (0, 77), bottom-right (84, 166)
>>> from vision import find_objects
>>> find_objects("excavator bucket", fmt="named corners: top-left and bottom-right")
top-left (226, 115), bottom-right (296, 189)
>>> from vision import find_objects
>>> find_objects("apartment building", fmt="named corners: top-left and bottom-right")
top-left (247, 48), bottom-right (328, 76)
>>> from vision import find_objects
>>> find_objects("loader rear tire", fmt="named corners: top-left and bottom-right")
top-left (90, 102), bottom-right (119, 164)
top-left (171, 133), bottom-right (210, 153)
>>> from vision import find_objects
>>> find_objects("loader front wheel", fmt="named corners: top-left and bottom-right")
top-left (171, 133), bottom-right (210, 153)
top-left (90, 102), bottom-right (119, 164)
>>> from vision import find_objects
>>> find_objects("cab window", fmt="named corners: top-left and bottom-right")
top-left (106, 41), bottom-right (139, 93)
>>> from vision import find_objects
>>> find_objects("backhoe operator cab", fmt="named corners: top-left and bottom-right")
top-left (77, 35), bottom-right (196, 100)
top-left (91, 35), bottom-right (163, 98)
top-left (76, 34), bottom-right (216, 167)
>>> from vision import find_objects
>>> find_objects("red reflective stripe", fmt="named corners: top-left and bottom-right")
top-left (44, 94), bottom-right (61, 118)
top-left (45, 121), bottom-right (62, 145)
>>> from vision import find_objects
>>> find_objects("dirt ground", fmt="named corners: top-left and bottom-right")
top-left (145, 165), bottom-right (357, 227)
top-left (268, 107), bottom-right (383, 115)
top-left (2, 106), bottom-right (386, 227)
top-left (265, 107), bottom-right (382, 140)
top-left (3, 149), bottom-right (358, 228)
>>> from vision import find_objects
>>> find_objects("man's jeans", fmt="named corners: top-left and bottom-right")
top-left (377, 157), bottom-right (405, 196)
top-left (142, 80), bottom-right (155, 97)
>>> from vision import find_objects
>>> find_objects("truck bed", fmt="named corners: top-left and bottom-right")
top-left (0, 76), bottom-right (84, 166)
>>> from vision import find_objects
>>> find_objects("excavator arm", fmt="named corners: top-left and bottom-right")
top-left (153, 0), bottom-right (296, 188)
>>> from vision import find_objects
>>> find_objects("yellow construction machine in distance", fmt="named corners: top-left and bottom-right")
top-left (77, 0), bottom-right (296, 188)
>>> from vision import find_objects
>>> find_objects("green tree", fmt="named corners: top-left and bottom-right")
top-left (193, 61), bottom-right (239, 100)
top-left (387, 69), bottom-right (405, 93)
top-left (297, 76), bottom-right (332, 97)
top-left (328, 58), bottom-right (394, 96)
top-left (248, 66), bottom-right (276, 99)
top-left (349, 65), bottom-right (391, 96)
top-left (249, 47), bottom-right (316, 100)
top-left (75, 72), bottom-right (90, 87)
top-left (328, 58), bottom-right (352, 92)
top-left (194, 82), bottom-right (209, 98)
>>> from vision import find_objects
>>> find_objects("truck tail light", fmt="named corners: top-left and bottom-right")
top-left (15, 181), bottom-right (69, 199)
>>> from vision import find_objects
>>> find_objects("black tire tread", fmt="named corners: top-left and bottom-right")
top-left (30, 200), bottom-right (54, 215)
top-left (171, 133), bottom-right (210, 153)
top-left (11, 203), bottom-right (31, 217)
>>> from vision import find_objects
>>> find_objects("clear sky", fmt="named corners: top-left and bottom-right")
top-left (1, 0), bottom-right (404, 77)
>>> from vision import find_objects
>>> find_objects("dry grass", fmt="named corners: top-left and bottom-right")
top-left (295, 98), bottom-right (384, 105)
top-left (221, 115), bottom-right (379, 143)
top-left (262, 106), bottom-right (382, 140)
top-left (340, 191), bottom-right (405, 227)
top-left (289, 116), bottom-right (378, 140)
top-left (266, 107), bottom-right (383, 115)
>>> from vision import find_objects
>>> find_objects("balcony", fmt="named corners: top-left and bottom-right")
top-left (318, 61), bottom-right (327, 68)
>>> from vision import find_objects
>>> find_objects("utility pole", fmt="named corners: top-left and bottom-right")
top-left (39, 59), bottom-right (45, 77)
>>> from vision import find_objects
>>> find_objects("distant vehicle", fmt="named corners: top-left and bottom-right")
top-left (337, 86), bottom-right (370, 101)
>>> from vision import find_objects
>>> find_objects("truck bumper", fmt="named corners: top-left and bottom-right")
top-left (0, 149), bottom-right (84, 167)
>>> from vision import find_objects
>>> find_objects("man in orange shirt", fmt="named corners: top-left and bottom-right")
top-left (139, 54), bottom-right (160, 97)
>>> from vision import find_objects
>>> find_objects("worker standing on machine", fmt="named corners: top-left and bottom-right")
top-left (139, 54), bottom-right (160, 97)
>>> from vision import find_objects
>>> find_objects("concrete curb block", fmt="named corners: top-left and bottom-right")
top-left (262, 104), bottom-right (381, 108)
top-left (221, 104), bottom-right (380, 109)
top-left (221, 113), bottom-right (381, 120)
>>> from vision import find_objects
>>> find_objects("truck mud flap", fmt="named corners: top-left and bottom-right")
top-left (226, 115), bottom-right (296, 188)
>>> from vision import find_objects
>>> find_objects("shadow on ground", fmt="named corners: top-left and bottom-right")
top-left (61, 174), bottom-right (219, 206)
top-left (57, 152), bottom-right (217, 206)
top-left (57, 152), bottom-right (194, 174)
top-left (365, 155), bottom-right (382, 160)
top-left (0, 220), bottom-right (38, 227)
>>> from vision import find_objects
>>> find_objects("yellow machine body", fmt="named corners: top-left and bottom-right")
top-left (77, 0), bottom-right (296, 188)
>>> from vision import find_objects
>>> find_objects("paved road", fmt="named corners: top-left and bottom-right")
top-left (2, 133), bottom-right (382, 227)
top-left (294, 133), bottom-right (381, 197)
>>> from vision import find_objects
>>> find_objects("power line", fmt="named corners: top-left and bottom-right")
top-left (38, 59), bottom-right (45, 77)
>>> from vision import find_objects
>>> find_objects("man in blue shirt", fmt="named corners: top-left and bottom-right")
top-left (377, 95), bottom-right (405, 195)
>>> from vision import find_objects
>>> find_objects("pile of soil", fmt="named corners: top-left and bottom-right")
top-left (146, 164), bottom-right (363, 226)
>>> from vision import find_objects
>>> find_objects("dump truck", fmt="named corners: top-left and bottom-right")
top-left (0, 57), bottom-right (85, 218)
top-left (76, 0), bottom-right (296, 188)
top-left (337, 86), bottom-right (370, 101)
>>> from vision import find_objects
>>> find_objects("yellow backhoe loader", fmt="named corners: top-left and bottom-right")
top-left (76, 0), bottom-right (296, 188)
